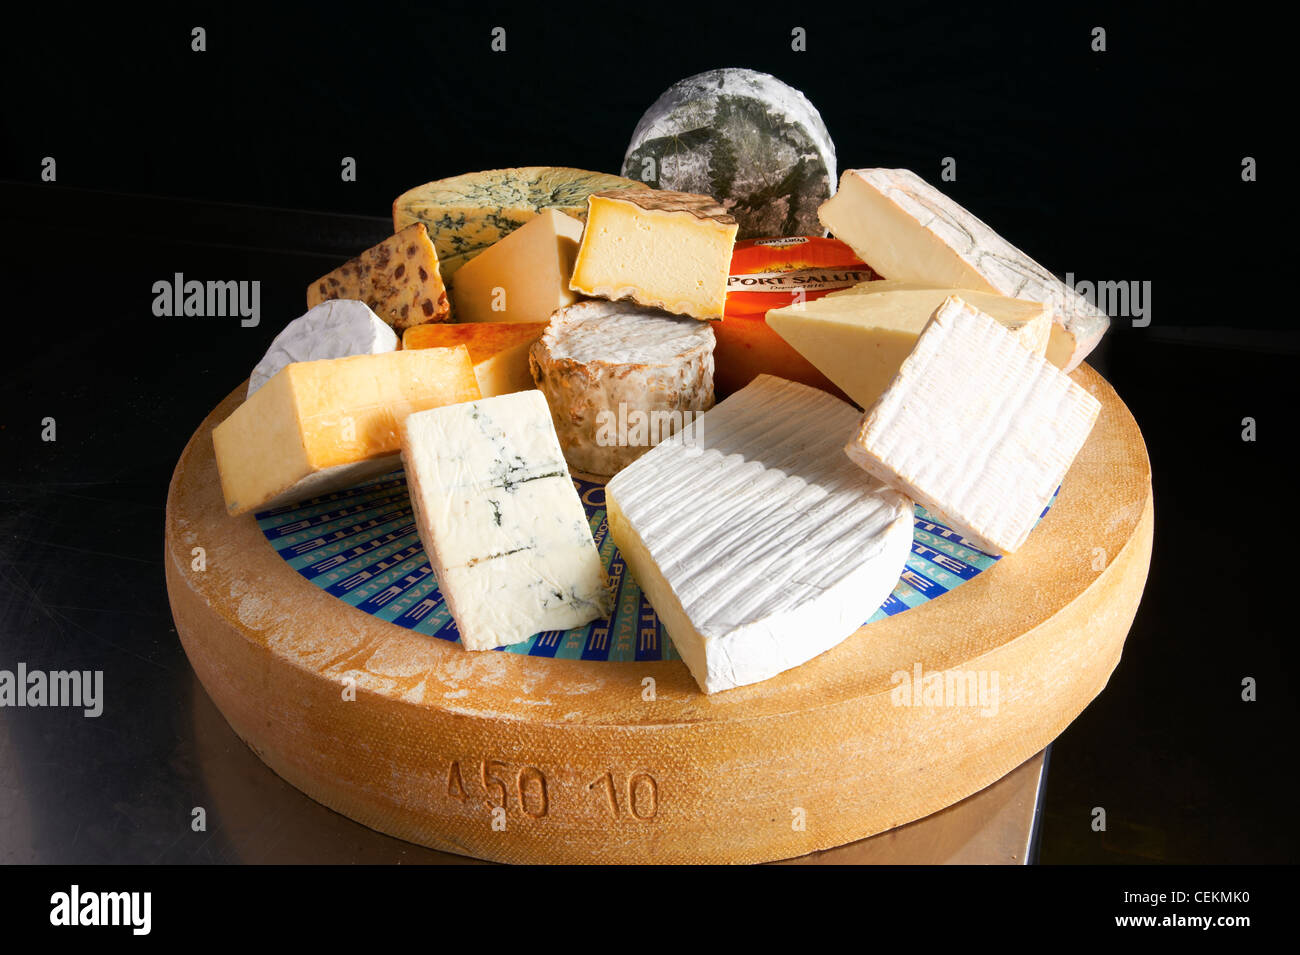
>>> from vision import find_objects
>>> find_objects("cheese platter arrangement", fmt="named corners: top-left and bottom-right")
top-left (165, 68), bottom-right (1152, 864)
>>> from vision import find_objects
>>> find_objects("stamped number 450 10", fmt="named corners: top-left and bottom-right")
top-left (445, 760), bottom-right (659, 820)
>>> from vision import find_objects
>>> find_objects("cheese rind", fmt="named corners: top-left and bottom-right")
top-left (248, 300), bottom-right (397, 397)
top-left (606, 375), bottom-right (913, 693)
top-left (402, 322), bottom-right (547, 397)
top-left (569, 189), bottom-right (738, 319)
top-left (529, 301), bottom-right (716, 476)
top-left (622, 68), bottom-right (836, 239)
top-left (213, 348), bottom-right (480, 516)
top-left (845, 296), bottom-right (1101, 555)
top-left (766, 280), bottom-right (1051, 409)
top-left (392, 167), bottom-right (641, 282)
top-left (450, 209), bottom-right (585, 325)
top-left (400, 390), bottom-right (611, 651)
top-left (307, 223), bottom-right (449, 330)
top-left (818, 169), bottom-right (1109, 371)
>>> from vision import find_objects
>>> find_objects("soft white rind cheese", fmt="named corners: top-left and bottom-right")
top-left (845, 296), bottom-right (1101, 555)
top-left (248, 300), bottom-right (397, 397)
top-left (606, 375), bottom-right (913, 693)
top-left (819, 169), bottom-right (1110, 371)
top-left (400, 390), bottom-right (611, 651)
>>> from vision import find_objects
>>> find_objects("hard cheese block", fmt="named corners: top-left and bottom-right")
top-left (213, 348), bottom-right (480, 516)
top-left (570, 189), bottom-right (737, 320)
top-left (450, 209), bottom-right (585, 324)
top-left (392, 167), bottom-right (640, 282)
top-left (529, 300), bottom-right (715, 476)
top-left (622, 68), bottom-right (836, 239)
top-left (400, 390), bottom-right (611, 650)
top-left (606, 375), bottom-right (913, 694)
top-left (716, 236), bottom-right (875, 398)
top-left (845, 296), bottom-right (1101, 555)
top-left (818, 169), bottom-right (1109, 371)
top-left (402, 322), bottom-right (546, 397)
top-left (248, 300), bottom-right (397, 397)
top-left (307, 223), bottom-right (450, 331)
top-left (766, 280), bottom-right (1051, 409)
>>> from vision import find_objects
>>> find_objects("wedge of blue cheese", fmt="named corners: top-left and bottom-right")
top-left (400, 390), bottom-right (611, 650)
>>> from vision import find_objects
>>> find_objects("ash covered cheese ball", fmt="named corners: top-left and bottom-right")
top-left (529, 301), bottom-right (716, 477)
top-left (569, 189), bottom-right (737, 319)
top-left (622, 68), bottom-right (837, 239)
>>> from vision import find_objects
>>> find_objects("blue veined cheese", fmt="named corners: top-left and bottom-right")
top-left (605, 375), bottom-right (913, 694)
top-left (248, 300), bottom-right (397, 397)
top-left (392, 167), bottom-right (640, 283)
top-left (400, 390), bottom-right (611, 650)
top-left (845, 296), bottom-right (1101, 556)
top-left (622, 69), bottom-right (837, 239)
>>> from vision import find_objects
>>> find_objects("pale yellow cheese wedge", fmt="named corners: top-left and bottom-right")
top-left (766, 280), bottom-right (1050, 409)
top-left (212, 348), bottom-right (480, 516)
top-left (570, 189), bottom-right (737, 319)
top-left (451, 209), bottom-right (585, 324)
top-left (402, 322), bottom-right (547, 397)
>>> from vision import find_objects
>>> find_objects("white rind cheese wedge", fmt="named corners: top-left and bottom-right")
top-left (766, 280), bottom-right (1050, 409)
top-left (401, 390), bottom-right (612, 651)
top-left (845, 296), bottom-right (1101, 556)
top-left (818, 169), bottom-right (1109, 371)
top-left (248, 300), bottom-right (397, 397)
top-left (606, 375), bottom-right (914, 694)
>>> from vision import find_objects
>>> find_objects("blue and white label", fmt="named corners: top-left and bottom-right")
top-left (257, 472), bottom-right (1055, 662)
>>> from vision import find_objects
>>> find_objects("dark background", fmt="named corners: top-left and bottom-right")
top-left (0, 3), bottom-right (1291, 865)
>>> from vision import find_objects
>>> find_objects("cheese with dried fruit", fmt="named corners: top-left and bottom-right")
top-left (307, 223), bottom-right (449, 330)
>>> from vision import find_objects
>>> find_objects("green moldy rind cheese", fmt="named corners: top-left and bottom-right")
top-left (622, 69), bottom-right (837, 240)
top-left (392, 167), bottom-right (641, 282)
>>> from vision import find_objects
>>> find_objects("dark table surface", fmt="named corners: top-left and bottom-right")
top-left (0, 180), bottom-right (1293, 864)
